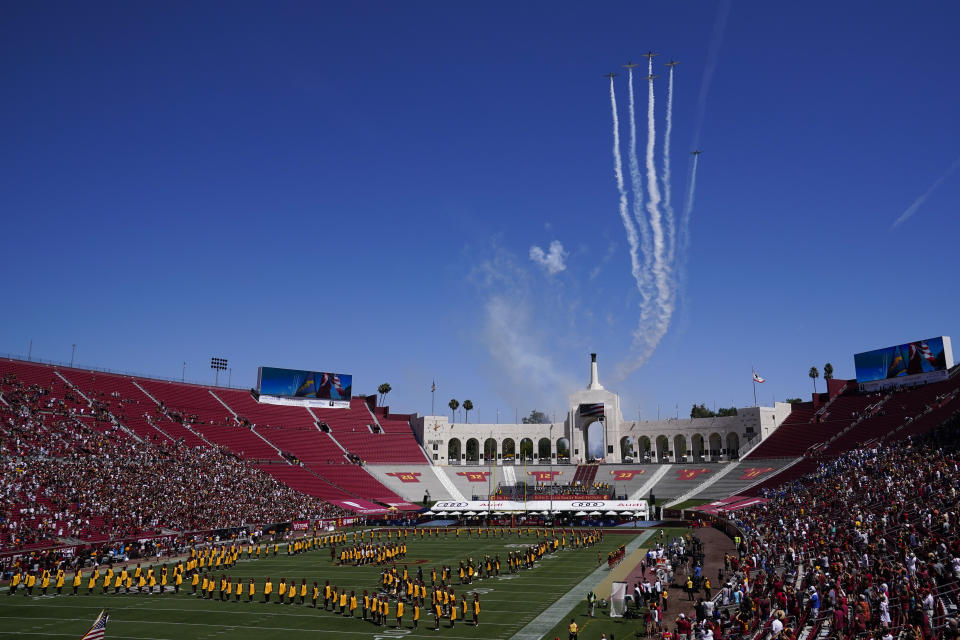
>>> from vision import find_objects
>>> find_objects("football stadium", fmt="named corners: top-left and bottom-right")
top-left (4, 3), bottom-right (960, 640)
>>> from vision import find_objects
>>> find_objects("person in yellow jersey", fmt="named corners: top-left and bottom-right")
top-left (25, 572), bottom-right (36, 596)
top-left (324, 580), bottom-right (332, 610)
top-left (191, 572), bottom-right (200, 595)
top-left (234, 576), bottom-right (241, 602)
top-left (225, 576), bottom-right (232, 601)
top-left (382, 596), bottom-right (390, 626)
top-left (462, 592), bottom-right (468, 619)
top-left (9, 570), bottom-right (21, 596)
top-left (349, 590), bottom-right (358, 618)
top-left (339, 588), bottom-right (348, 615)
top-left (248, 578), bottom-right (256, 602)
top-left (433, 595), bottom-right (443, 630)
top-left (449, 591), bottom-right (458, 628)
top-left (277, 578), bottom-right (286, 603)
top-left (263, 577), bottom-right (273, 603)
top-left (396, 599), bottom-right (404, 629)
top-left (473, 593), bottom-right (481, 626)
top-left (175, 568), bottom-right (183, 594)
top-left (299, 579), bottom-right (307, 605)
top-left (148, 567), bottom-right (157, 594)
top-left (362, 590), bottom-right (370, 621)
top-left (113, 569), bottom-right (123, 594)
top-left (39, 569), bottom-right (50, 596)
top-left (200, 575), bottom-right (209, 598)
top-left (86, 568), bottom-right (98, 595)
top-left (206, 573), bottom-right (215, 599)
top-left (125, 570), bottom-right (133, 594)
top-left (311, 582), bottom-right (319, 608)
top-left (412, 599), bottom-right (421, 629)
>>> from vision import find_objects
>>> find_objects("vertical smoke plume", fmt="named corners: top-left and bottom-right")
top-left (608, 77), bottom-right (643, 290)
top-left (662, 66), bottom-right (677, 266)
top-left (626, 68), bottom-right (653, 302)
top-left (644, 58), bottom-right (672, 343)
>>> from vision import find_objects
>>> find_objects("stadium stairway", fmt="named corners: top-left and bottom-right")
top-left (668, 457), bottom-right (801, 503)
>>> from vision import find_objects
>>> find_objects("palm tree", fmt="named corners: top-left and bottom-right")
top-left (377, 383), bottom-right (392, 406)
top-left (823, 363), bottom-right (834, 380)
top-left (448, 398), bottom-right (459, 423)
top-left (462, 400), bottom-right (473, 423)
top-left (809, 367), bottom-right (820, 394)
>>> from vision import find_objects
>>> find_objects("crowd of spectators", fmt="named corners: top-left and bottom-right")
top-left (700, 417), bottom-right (960, 640)
top-left (0, 373), bottom-right (347, 553)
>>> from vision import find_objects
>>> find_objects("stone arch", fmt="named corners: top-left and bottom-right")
top-left (726, 432), bottom-right (740, 459)
top-left (619, 436), bottom-right (635, 460)
top-left (465, 438), bottom-right (479, 463)
top-left (639, 436), bottom-right (652, 454)
top-left (502, 438), bottom-right (516, 461)
top-left (655, 435), bottom-right (670, 461)
top-left (709, 432), bottom-right (723, 458)
top-left (537, 438), bottom-right (551, 460)
top-left (448, 438), bottom-right (462, 463)
top-left (691, 434), bottom-right (705, 461)
top-left (519, 437), bottom-right (534, 461)
top-left (556, 437), bottom-right (570, 461)
top-left (483, 438), bottom-right (497, 463)
top-left (673, 434), bottom-right (688, 461)
top-left (585, 421), bottom-right (605, 461)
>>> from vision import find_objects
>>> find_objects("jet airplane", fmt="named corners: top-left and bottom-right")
top-left (645, 74), bottom-right (659, 81)
top-left (622, 61), bottom-right (639, 69)
top-left (690, 150), bottom-right (703, 156)
top-left (603, 72), bottom-right (619, 80)
top-left (665, 60), bottom-right (679, 68)
top-left (642, 50), bottom-right (658, 59)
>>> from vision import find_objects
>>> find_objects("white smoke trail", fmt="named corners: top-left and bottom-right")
top-left (891, 154), bottom-right (960, 228)
top-left (644, 58), bottom-right (672, 340)
top-left (626, 68), bottom-right (653, 302)
top-left (609, 76), bottom-right (644, 292)
top-left (662, 66), bottom-right (677, 267)
top-left (680, 153), bottom-right (700, 259)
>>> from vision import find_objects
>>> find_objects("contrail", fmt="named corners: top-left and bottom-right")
top-left (608, 76), bottom-right (643, 292)
top-left (644, 58), bottom-right (671, 338)
top-left (680, 152), bottom-right (700, 259)
top-left (626, 68), bottom-right (653, 301)
top-left (662, 65), bottom-right (677, 267)
top-left (892, 154), bottom-right (960, 228)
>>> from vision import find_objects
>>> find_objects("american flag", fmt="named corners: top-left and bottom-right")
top-left (80, 609), bottom-right (109, 640)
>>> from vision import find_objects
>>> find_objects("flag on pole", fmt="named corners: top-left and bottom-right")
top-left (80, 609), bottom-right (109, 640)
top-left (752, 371), bottom-right (765, 384)
top-left (431, 381), bottom-right (436, 392)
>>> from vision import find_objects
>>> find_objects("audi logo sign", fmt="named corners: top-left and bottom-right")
top-left (570, 502), bottom-right (605, 508)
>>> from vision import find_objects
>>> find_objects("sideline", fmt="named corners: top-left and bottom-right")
top-left (510, 528), bottom-right (655, 640)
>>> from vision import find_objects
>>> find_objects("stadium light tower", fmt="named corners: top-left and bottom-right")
top-left (210, 357), bottom-right (228, 386)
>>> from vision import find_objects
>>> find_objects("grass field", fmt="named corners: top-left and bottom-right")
top-left (0, 527), bottom-right (684, 640)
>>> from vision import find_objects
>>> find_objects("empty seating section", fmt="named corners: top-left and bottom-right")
top-left (215, 389), bottom-right (316, 430)
top-left (572, 464), bottom-right (598, 487)
top-left (137, 379), bottom-right (234, 426)
top-left (303, 463), bottom-right (404, 503)
top-left (255, 465), bottom-right (353, 502)
top-left (744, 403), bottom-right (821, 458)
top-left (255, 425), bottom-right (343, 463)
top-left (312, 399), bottom-right (426, 463)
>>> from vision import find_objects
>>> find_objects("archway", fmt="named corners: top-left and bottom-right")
top-left (709, 433), bottom-right (723, 458)
top-left (673, 435), bottom-right (688, 462)
top-left (502, 438), bottom-right (516, 463)
top-left (448, 438), bottom-right (462, 464)
top-left (620, 436), bottom-right (635, 461)
top-left (465, 438), bottom-right (479, 464)
top-left (691, 434), bottom-right (705, 461)
top-left (556, 437), bottom-right (570, 462)
top-left (639, 436), bottom-right (652, 459)
top-left (537, 438), bottom-right (551, 461)
top-left (585, 421), bottom-right (605, 461)
top-left (655, 435), bottom-right (670, 462)
top-left (483, 438), bottom-right (497, 463)
top-left (726, 432), bottom-right (740, 459)
top-left (519, 438), bottom-right (534, 461)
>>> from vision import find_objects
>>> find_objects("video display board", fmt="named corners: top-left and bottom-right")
top-left (257, 366), bottom-right (352, 402)
top-left (854, 336), bottom-right (953, 383)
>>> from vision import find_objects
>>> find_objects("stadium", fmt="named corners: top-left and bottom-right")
top-left (2, 334), bottom-right (959, 639)
top-left (4, 3), bottom-right (960, 640)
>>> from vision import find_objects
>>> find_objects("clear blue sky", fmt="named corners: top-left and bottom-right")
top-left (3, 1), bottom-right (958, 422)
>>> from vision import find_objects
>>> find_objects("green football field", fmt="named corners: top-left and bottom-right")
top-left (0, 527), bottom-right (681, 640)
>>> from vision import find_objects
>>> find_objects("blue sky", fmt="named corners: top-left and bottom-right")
top-left (2, 1), bottom-right (959, 423)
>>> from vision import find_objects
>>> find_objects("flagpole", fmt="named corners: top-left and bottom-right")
top-left (431, 381), bottom-right (436, 416)
top-left (752, 367), bottom-right (758, 407)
